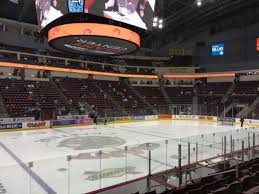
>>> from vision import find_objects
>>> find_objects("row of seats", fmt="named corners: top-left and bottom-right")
top-left (196, 81), bottom-right (259, 117)
top-left (55, 78), bottom-right (153, 116)
top-left (1, 77), bottom-right (259, 119)
top-left (0, 78), bottom-right (67, 118)
top-left (160, 158), bottom-right (259, 194)
top-left (131, 158), bottom-right (259, 194)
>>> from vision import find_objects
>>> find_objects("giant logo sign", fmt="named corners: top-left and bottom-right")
top-left (48, 23), bottom-right (140, 55)
top-left (22, 121), bottom-right (50, 129)
top-left (212, 43), bottom-right (224, 56)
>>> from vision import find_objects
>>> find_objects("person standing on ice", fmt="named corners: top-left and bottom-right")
top-left (240, 117), bottom-right (245, 127)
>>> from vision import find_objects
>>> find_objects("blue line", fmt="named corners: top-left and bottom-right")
top-left (0, 142), bottom-right (57, 194)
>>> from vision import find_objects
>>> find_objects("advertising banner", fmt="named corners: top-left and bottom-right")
top-left (22, 121), bottom-right (50, 129)
top-left (157, 67), bottom-right (195, 75)
top-left (145, 115), bottom-right (158, 120)
top-left (158, 114), bottom-right (172, 119)
top-left (217, 117), bottom-right (235, 122)
top-left (75, 119), bottom-right (94, 125)
top-left (243, 119), bottom-right (259, 125)
top-left (53, 120), bottom-right (75, 126)
top-left (131, 116), bottom-right (145, 120)
top-left (168, 48), bottom-right (185, 56)
top-left (206, 116), bottom-right (214, 121)
top-left (115, 117), bottom-right (131, 122)
top-left (0, 117), bottom-right (35, 124)
top-left (174, 115), bottom-right (198, 120)
top-left (198, 116), bottom-right (214, 121)
top-left (97, 117), bottom-right (115, 123)
top-left (212, 43), bottom-right (224, 56)
top-left (57, 114), bottom-right (88, 120)
top-left (0, 123), bottom-right (22, 130)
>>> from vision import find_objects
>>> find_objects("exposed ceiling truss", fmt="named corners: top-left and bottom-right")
top-left (148, 0), bottom-right (259, 48)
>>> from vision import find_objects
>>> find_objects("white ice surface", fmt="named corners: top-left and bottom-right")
top-left (0, 120), bottom-right (242, 194)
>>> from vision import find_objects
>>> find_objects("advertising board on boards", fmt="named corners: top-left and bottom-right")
top-left (0, 123), bottom-right (22, 130)
top-left (0, 117), bottom-right (35, 124)
top-left (22, 121), bottom-right (50, 129)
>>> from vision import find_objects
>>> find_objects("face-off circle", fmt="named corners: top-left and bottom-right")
top-left (48, 23), bottom-right (141, 55)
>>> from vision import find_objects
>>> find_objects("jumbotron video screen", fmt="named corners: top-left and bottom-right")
top-left (35, 0), bottom-right (156, 30)
top-left (35, 0), bottom-right (68, 28)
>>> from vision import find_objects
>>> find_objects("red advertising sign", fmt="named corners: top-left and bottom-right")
top-left (27, 122), bottom-right (46, 128)
top-left (257, 38), bottom-right (259, 51)
top-left (22, 121), bottom-right (50, 129)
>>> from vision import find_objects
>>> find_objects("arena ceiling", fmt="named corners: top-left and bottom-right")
top-left (1, 0), bottom-right (259, 49)
top-left (147, 0), bottom-right (259, 47)
top-left (158, 0), bottom-right (259, 30)
top-left (1, 0), bottom-right (259, 28)
top-left (0, 0), bottom-right (37, 24)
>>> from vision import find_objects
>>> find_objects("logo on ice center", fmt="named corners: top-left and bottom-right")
top-left (212, 43), bottom-right (224, 56)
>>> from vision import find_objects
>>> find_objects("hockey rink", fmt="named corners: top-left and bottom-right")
top-left (0, 120), bottom-right (252, 194)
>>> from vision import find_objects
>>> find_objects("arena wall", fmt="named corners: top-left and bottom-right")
top-left (129, 78), bottom-right (159, 84)
top-left (93, 75), bottom-right (119, 81)
top-left (207, 77), bottom-right (234, 83)
top-left (159, 23), bottom-right (259, 72)
top-left (239, 75), bottom-right (259, 82)
top-left (1, 114), bottom-right (259, 132)
top-left (51, 71), bottom-right (89, 79)
top-left (0, 67), bottom-right (15, 76)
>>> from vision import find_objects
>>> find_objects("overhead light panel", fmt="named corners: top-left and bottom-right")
top-left (153, 17), bottom-right (164, 29)
top-left (197, 0), bottom-right (202, 7)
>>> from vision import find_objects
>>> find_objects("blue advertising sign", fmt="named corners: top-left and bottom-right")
top-left (217, 117), bottom-right (235, 122)
top-left (53, 120), bottom-right (75, 126)
top-left (0, 123), bottom-right (22, 129)
top-left (212, 43), bottom-right (224, 56)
